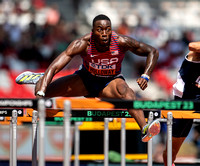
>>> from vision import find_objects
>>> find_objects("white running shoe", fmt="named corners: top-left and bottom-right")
top-left (15, 71), bottom-right (44, 84)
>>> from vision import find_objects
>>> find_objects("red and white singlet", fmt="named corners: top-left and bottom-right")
top-left (81, 31), bottom-right (125, 77)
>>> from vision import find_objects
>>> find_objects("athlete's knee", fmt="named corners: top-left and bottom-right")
top-left (116, 83), bottom-right (135, 99)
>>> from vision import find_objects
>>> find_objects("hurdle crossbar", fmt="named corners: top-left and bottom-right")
top-left (1, 98), bottom-right (199, 110)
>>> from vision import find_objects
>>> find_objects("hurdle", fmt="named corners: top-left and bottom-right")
top-left (1, 98), bottom-right (200, 166)
top-left (34, 98), bottom-right (177, 166)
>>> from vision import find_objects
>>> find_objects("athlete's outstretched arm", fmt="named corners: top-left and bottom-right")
top-left (35, 34), bottom-right (90, 97)
top-left (119, 35), bottom-right (159, 90)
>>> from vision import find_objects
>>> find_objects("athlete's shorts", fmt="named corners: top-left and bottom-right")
top-left (74, 66), bottom-right (125, 97)
top-left (172, 96), bottom-right (193, 137)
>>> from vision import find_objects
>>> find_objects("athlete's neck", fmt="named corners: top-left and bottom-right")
top-left (94, 42), bottom-right (110, 52)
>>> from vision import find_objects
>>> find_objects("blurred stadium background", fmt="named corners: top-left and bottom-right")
top-left (0, 0), bottom-right (200, 165)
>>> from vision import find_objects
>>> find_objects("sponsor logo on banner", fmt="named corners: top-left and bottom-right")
top-left (0, 99), bottom-right (53, 108)
top-left (0, 109), bottom-right (23, 116)
top-left (0, 99), bottom-right (34, 108)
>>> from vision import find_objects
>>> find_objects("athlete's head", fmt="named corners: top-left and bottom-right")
top-left (92, 14), bottom-right (112, 47)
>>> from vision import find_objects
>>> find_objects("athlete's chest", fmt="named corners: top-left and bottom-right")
top-left (88, 49), bottom-right (119, 63)
top-left (82, 44), bottom-right (123, 76)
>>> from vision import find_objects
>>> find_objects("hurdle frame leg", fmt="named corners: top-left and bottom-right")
top-left (121, 118), bottom-right (126, 166)
top-left (63, 100), bottom-right (71, 166)
top-left (10, 110), bottom-right (18, 166)
top-left (147, 112), bottom-right (154, 166)
top-left (74, 122), bottom-right (81, 166)
top-left (167, 112), bottom-right (173, 166)
top-left (10, 122), bottom-right (13, 166)
top-left (157, 112), bottom-right (173, 166)
top-left (32, 110), bottom-right (38, 166)
top-left (104, 118), bottom-right (109, 166)
top-left (38, 99), bottom-right (46, 166)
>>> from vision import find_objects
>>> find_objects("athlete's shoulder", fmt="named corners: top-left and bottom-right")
top-left (116, 33), bottom-right (139, 51)
top-left (113, 31), bottom-right (126, 40)
top-left (74, 33), bottom-right (90, 45)
top-left (65, 33), bottom-right (90, 56)
top-left (81, 33), bottom-right (91, 41)
top-left (69, 33), bottom-right (90, 49)
top-left (115, 32), bottom-right (134, 44)
top-left (111, 31), bottom-right (133, 43)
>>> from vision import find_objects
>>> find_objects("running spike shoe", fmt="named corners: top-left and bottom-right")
top-left (15, 71), bottom-right (44, 84)
top-left (142, 119), bottom-right (161, 142)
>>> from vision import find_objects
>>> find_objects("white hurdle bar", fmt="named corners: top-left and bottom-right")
top-left (8, 99), bottom-right (177, 166)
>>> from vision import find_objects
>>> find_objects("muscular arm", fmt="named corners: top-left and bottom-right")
top-left (118, 35), bottom-right (159, 90)
top-left (35, 34), bottom-right (90, 96)
top-left (119, 35), bottom-right (159, 76)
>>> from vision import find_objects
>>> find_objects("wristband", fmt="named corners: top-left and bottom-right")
top-left (36, 91), bottom-right (45, 97)
top-left (141, 74), bottom-right (150, 82)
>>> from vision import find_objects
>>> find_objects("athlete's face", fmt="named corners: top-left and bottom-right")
top-left (92, 20), bottom-right (112, 46)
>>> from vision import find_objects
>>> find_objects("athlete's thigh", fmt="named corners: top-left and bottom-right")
top-left (45, 74), bottom-right (89, 97)
top-left (99, 78), bottom-right (135, 99)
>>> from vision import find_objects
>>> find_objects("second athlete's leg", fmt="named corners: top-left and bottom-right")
top-left (163, 137), bottom-right (185, 166)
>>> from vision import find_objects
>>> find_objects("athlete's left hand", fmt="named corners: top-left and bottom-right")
top-left (136, 78), bottom-right (148, 90)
